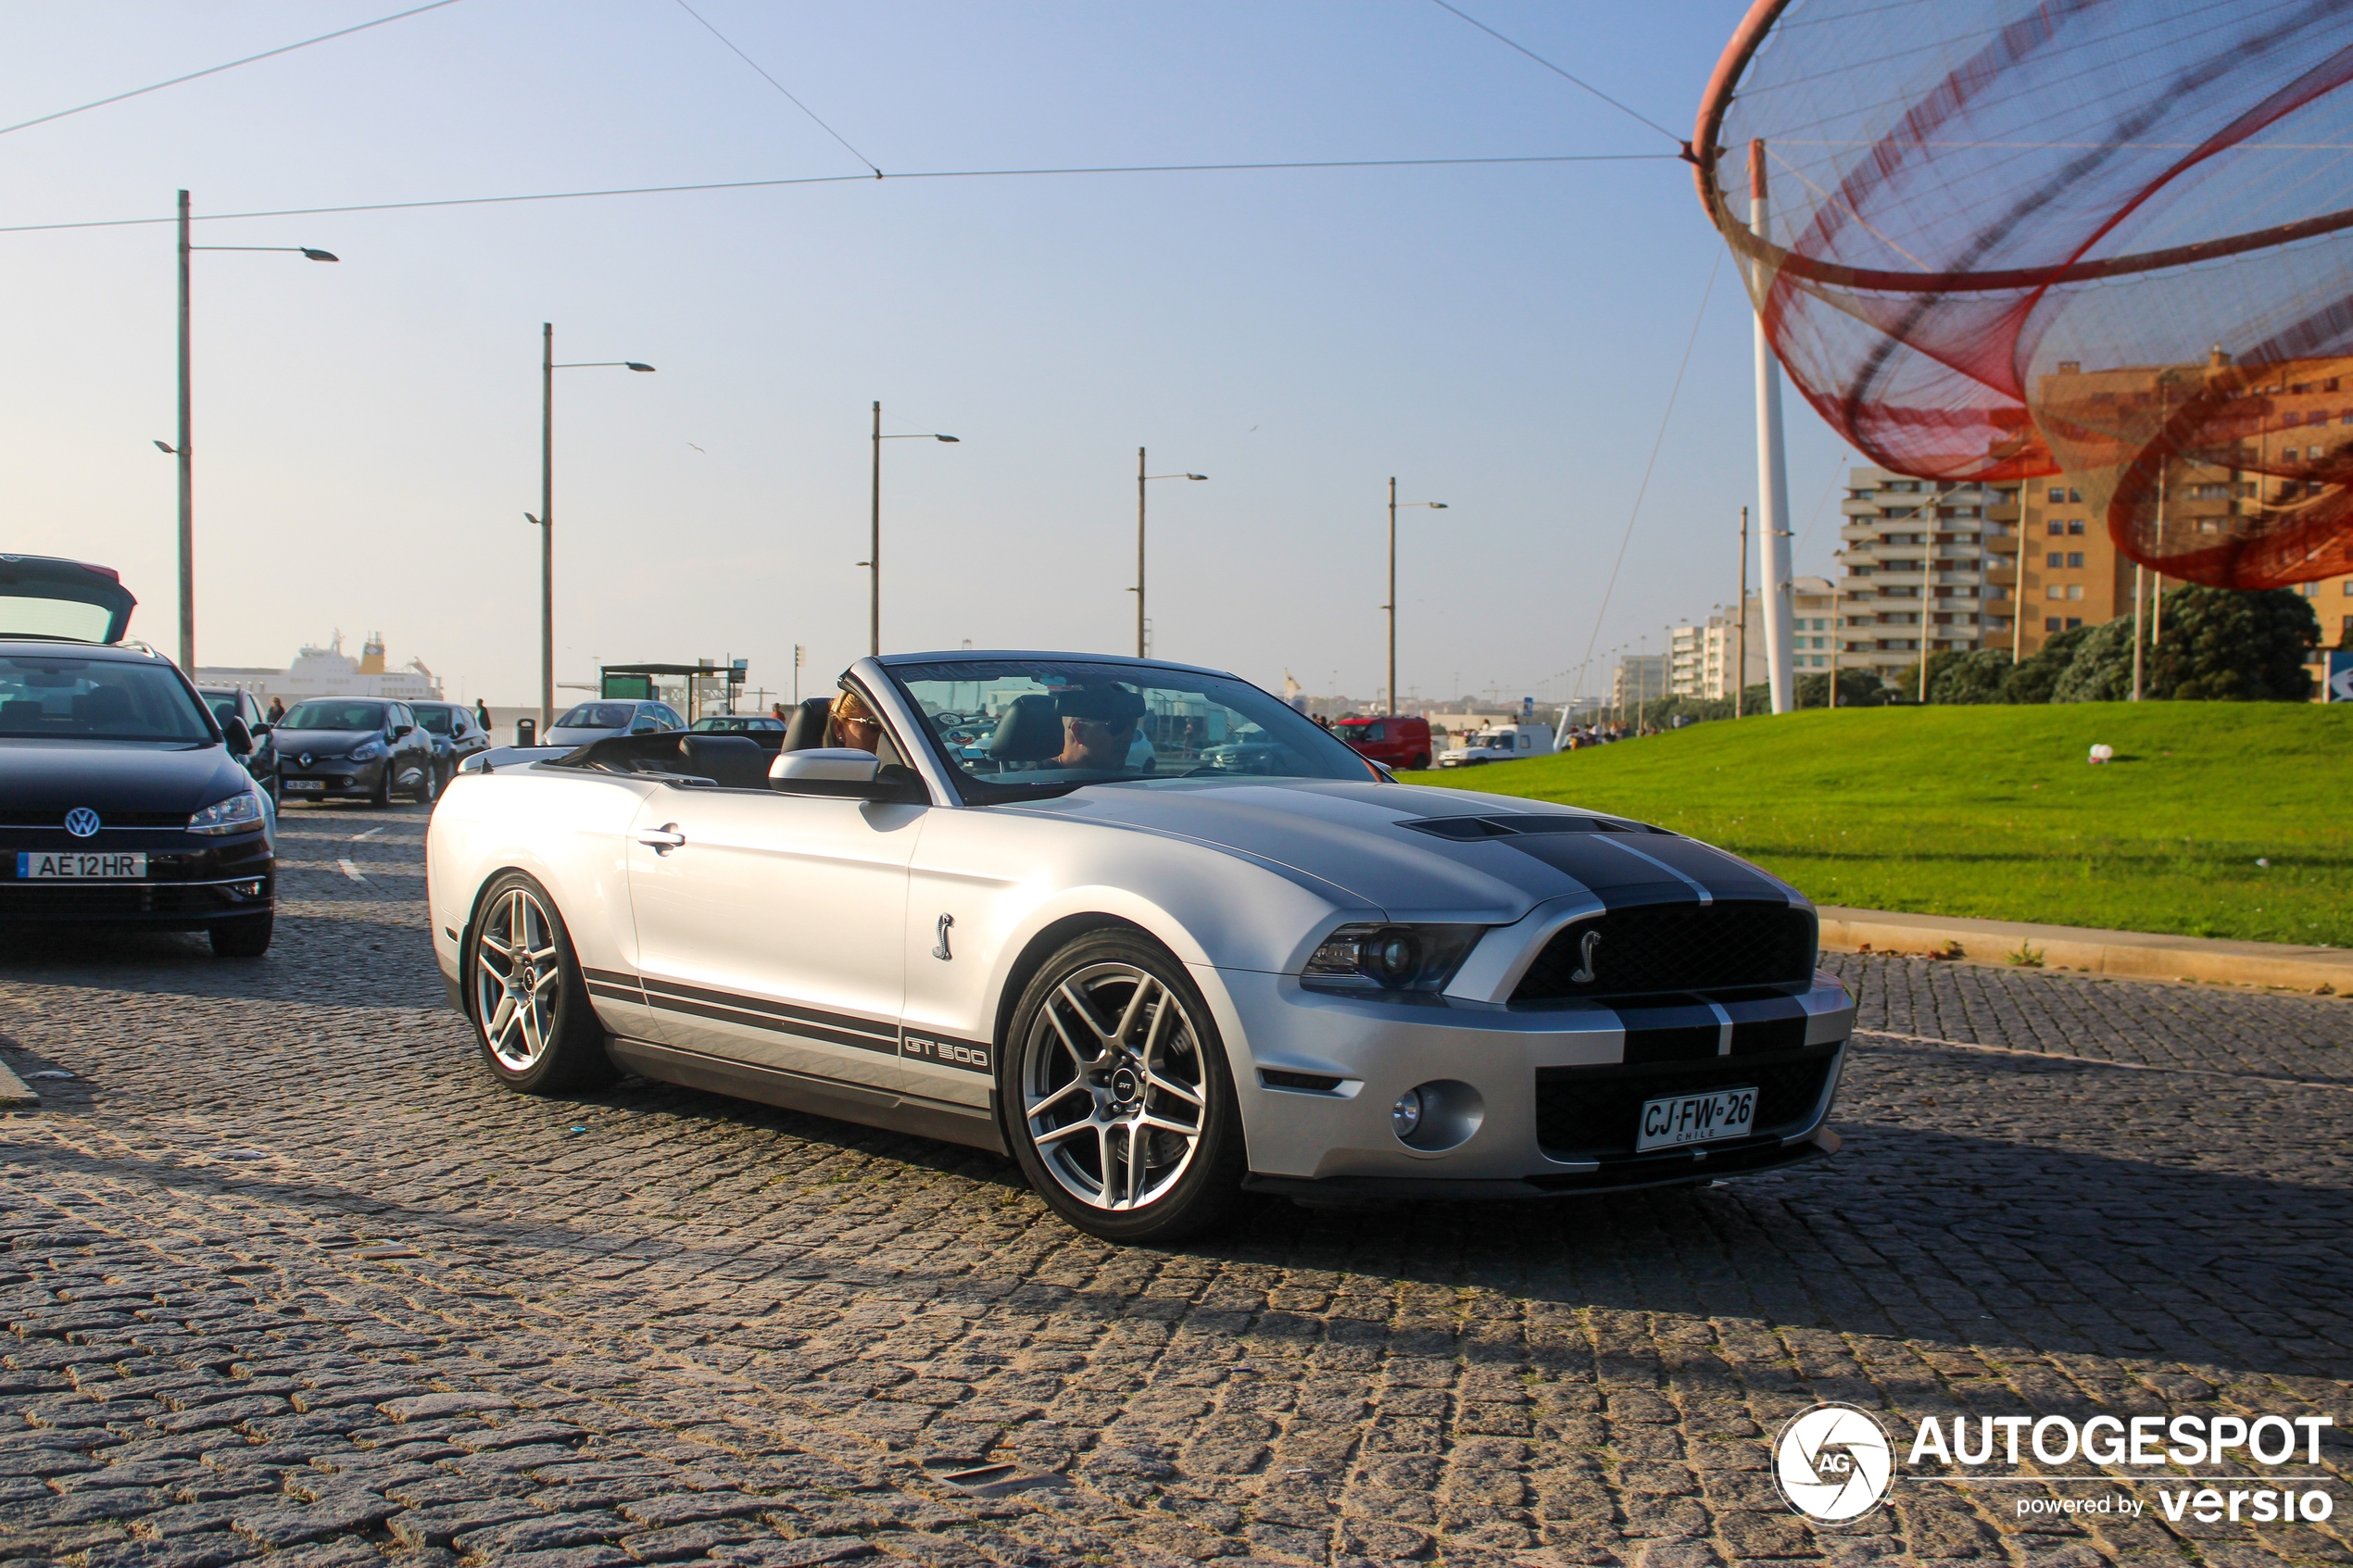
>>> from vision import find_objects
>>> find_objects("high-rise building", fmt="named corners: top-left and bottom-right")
top-left (1837, 467), bottom-right (2012, 684)
top-left (1611, 653), bottom-right (1667, 711)
top-left (1672, 578), bottom-right (1837, 700)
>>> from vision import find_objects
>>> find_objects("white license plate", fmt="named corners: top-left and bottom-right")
top-left (284, 780), bottom-right (324, 792)
top-left (1636, 1085), bottom-right (1757, 1151)
top-left (17, 850), bottom-right (147, 880)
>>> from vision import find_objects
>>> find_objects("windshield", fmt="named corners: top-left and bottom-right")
top-left (282, 700), bottom-right (386, 732)
top-left (889, 658), bottom-right (1376, 801)
top-left (557, 703), bottom-right (636, 729)
top-left (412, 706), bottom-right (455, 735)
top-left (0, 655), bottom-right (212, 742)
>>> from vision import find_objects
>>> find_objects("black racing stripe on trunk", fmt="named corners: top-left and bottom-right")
top-left (639, 977), bottom-right (897, 1043)
top-left (647, 992), bottom-right (901, 1056)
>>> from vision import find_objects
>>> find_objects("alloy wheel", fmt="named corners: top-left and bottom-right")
top-left (1020, 960), bottom-right (1206, 1211)
top-left (474, 886), bottom-right (562, 1072)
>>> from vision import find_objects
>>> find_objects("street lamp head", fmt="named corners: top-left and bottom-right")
top-left (524, 512), bottom-right (541, 527)
top-left (1186, 473), bottom-right (1207, 481)
top-left (935, 434), bottom-right (960, 443)
top-left (1430, 502), bottom-right (1449, 508)
top-left (153, 440), bottom-right (175, 455)
top-left (299, 248), bottom-right (339, 262)
top-left (624, 362), bottom-right (656, 372)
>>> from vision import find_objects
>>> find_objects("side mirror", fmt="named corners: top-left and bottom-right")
top-left (222, 715), bottom-right (254, 756)
top-left (251, 721), bottom-right (271, 738)
top-left (768, 748), bottom-right (925, 803)
top-left (392, 722), bottom-right (414, 739)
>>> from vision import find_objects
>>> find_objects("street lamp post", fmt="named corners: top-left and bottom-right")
top-left (1386, 479), bottom-right (1448, 717)
top-left (528, 325), bottom-right (656, 730)
top-left (169, 188), bottom-right (339, 671)
top-left (867, 402), bottom-right (960, 656)
top-left (1135, 449), bottom-right (1207, 659)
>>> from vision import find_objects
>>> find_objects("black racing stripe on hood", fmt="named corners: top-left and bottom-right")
top-left (1612, 833), bottom-right (1790, 903)
top-left (1487, 832), bottom-right (1699, 905)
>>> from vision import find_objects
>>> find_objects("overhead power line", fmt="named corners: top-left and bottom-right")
top-left (671, 0), bottom-right (881, 176)
top-left (1572, 248), bottom-right (1724, 696)
top-left (1426, 0), bottom-right (1687, 148)
top-left (0, 152), bottom-right (1679, 234)
top-left (0, 0), bottom-right (468, 141)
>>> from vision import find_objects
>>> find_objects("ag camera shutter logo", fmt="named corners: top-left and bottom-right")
top-left (1776, 1403), bottom-right (1894, 1522)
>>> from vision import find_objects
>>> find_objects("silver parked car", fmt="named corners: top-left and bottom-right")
top-left (544, 699), bottom-right (684, 750)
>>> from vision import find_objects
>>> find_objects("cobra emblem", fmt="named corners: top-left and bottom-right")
top-left (64, 808), bottom-right (101, 838)
top-left (1568, 928), bottom-right (1602, 985)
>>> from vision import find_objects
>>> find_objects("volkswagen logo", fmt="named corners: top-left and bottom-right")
top-left (64, 808), bottom-right (101, 838)
top-left (1774, 1403), bottom-right (1894, 1523)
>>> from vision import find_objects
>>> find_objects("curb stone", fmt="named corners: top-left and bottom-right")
top-left (1818, 905), bottom-right (2353, 993)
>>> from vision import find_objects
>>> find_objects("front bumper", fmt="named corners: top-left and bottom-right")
top-left (1217, 967), bottom-right (1856, 1196)
top-left (0, 829), bottom-right (274, 928)
top-left (279, 756), bottom-right (387, 799)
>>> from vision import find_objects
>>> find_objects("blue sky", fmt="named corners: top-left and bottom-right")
top-left (0, 1), bottom-right (1850, 709)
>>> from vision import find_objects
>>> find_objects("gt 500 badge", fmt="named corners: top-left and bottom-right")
top-left (902, 1035), bottom-right (990, 1073)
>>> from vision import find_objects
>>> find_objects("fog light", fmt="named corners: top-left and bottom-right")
top-left (1391, 1088), bottom-right (1424, 1138)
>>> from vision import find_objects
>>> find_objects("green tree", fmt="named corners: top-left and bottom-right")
top-left (1999, 623), bottom-right (2095, 703)
top-left (2051, 618), bottom-right (2138, 702)
top-left (2144, 585), bottom-right (2319, 700)
top-left (1795, 668), bottom-right (1891, 708)
top-left (1926, 647), bottom-right (2011, 704)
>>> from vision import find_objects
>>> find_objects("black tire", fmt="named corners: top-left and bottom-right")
top-left (466, 871), bottom-right (614, 1094)
top-left (410, 759), bottom-right (439, 805)
top-left (370, 762), bottom-right (394, 809)
top-left (1409, 752), bottom-right (1430, 771)
top-left (208, 914), bottom-right (273, 958)
top-left (999, 930), bottom-right (1248, 1244)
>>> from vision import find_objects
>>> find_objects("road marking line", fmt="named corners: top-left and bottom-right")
top-left (337, 859), bottom-right (368, 884)
top-left (1858, 1029), bottom-right (2353, 1094)
top-left (350, 826), bottom-right (385, 842)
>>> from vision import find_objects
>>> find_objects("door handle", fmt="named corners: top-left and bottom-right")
top-left (635, 824), bottom-right (686, 855)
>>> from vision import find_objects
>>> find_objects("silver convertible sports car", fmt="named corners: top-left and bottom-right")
top-left (427, 652), bottom-right (1855, 1242)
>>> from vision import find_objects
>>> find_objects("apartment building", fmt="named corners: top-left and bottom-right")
top-left (1611, 653), bottom-right (1667, 710)
top-left (1837, 466), bottom-right (2011, 682)
top-left (1668, 578), bottom-right (1840, 699)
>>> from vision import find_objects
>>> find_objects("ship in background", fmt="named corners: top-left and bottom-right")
top-left (195, 632), bottom-right (443, 706)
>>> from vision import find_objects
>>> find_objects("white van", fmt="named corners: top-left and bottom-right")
top-left (1437, 722), bottom-right (1555, 766)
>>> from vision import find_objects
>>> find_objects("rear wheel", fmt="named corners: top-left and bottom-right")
top-left (1000, 931), bottom-right (1247, 1244)
top-left (208, 915), bottom-right (273, 958)
top-left (1409, 752), bottom-right (1430, 771)
top-left (468, 872), bottom-right (613, 1093)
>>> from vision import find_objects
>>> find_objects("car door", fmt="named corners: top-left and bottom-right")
top-left (624, 778), bottom-right (926, 1092)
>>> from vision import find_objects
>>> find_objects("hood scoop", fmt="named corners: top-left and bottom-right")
top-left (1398, 814), bottom-right (1669, 841)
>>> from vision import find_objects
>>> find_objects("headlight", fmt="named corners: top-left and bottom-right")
top-left (1301, 922), bottom-right (1482, 995)
top-left (347, 739), bottom-right (386, 760)
top-left (189, 789), bottom-right (266, 834)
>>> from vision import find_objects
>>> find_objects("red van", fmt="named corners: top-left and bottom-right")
top-left (1332, 713), bottom-right (1432, 771)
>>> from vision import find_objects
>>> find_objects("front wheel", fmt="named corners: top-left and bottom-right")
top-left (410, 759), bottom-right (439, 805)
top-left (1000, 930), bottom-right (1248, 1244)
top-left (467, 872), bottom-right (614, 1094)
top-left (370, 763), bottom-right (394, 809)
top-left (209, 914), bottom-right (273, 958)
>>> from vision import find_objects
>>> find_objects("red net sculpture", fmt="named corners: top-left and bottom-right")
top-left (1694, 0), bottom-right (2353, 588)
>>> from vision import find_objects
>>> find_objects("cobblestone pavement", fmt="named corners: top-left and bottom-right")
top-left (5, 804), bottom-right (2353, 1567)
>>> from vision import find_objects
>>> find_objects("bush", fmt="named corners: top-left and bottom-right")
top-left (2145, 585), bottom-right (2319, 700)
top-left (2051, 618), bottom-right (2139, 702)
top-left (1928, 647), bottom-right (2012, 704)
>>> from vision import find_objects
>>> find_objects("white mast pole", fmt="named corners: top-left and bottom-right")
top-left (1749, 139), bottom-right (1796, 714)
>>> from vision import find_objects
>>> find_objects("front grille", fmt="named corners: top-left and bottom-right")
top-left (0, 878), bottom-right (271, 920)
top-left (1534, 1045), bottom-right (1838, 1161)
top-left (1514, 900), bottom-right (1815, 1002)
top-left (0, 810), bottom-right (190, 828)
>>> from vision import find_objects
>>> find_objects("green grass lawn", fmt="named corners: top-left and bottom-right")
top-left (1416, 703), bottom-right (2353, 946)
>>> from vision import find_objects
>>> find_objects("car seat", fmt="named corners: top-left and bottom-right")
top-left (987, 693), bottom-right (1063, 761)
top-left (780, 697), bottom-right (833, 752)
top-left (677, 734), bottom-right (774, 789)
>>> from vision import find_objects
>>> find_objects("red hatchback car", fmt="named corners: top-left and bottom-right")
top-left (1332, 713), bottom-right (1432, 771)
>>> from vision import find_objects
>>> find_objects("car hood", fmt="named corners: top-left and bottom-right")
top-left (272, 729), bottom-right (383, 757)
top-left (1000, 778), bottom-right (1802, 923)
top-left (0, 739), bottom-right (254, 815)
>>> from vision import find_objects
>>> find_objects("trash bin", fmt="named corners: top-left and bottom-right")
top-left (517, 717), bottom-right (536, 746)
